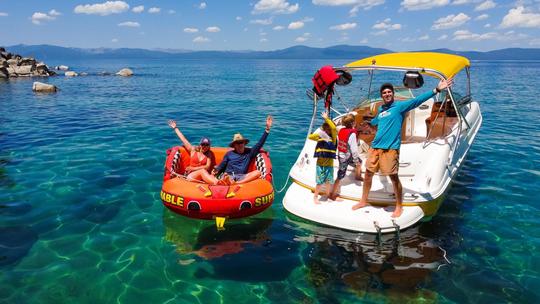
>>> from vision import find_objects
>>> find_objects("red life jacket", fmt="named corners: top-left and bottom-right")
top-left (312, 65), bottom-right (339, 98)
top-left (337, 128), bottom-right (356, 153)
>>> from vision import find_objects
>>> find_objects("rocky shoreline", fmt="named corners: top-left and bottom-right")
top-left (0, 47), bottom-right (55, 78)
top-left (2, 47), bottom-right (134, 93)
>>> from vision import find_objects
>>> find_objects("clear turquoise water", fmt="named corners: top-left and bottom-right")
top-left (1, 58), bottom-right (539, 303)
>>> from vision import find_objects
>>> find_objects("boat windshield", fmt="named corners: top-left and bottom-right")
top-left (355, 86), bottom-right (414, 109)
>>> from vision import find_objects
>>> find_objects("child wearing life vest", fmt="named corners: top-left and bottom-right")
top-left (308, 111), bottom-right (337, 204)
top-left (329, 113), bottom-right (363, 201)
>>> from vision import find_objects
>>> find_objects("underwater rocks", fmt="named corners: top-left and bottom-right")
top-left (0, 47), bottom-right (55, 78)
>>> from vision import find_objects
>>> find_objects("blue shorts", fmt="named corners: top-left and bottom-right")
top-left (316, 165), bottom-right (333, 185)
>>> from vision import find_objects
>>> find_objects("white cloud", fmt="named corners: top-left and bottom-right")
top-left (288, 21), bottom-right (304, 29)
top-left (193, 36), bottom-right (210, 43)
top-left (252, 0), bottom-right (299, 14)
top-left (132, 5), bottom-right (144, 13)
top-left (148, 7), bottom-right (160, 14)
top-left (260, 38), bottom-right (268, 42)
top-left (74, 1), bottom-right (129, 16)
top-left (250, 18), bottom-right (273, 25)
top-left (236, 16), bottom-right (242, 21)
top-left (112, 38), bottom-right (118, 42)
top-left (401, 0), bottom-right (450, 11)
top-left (418, 34), bottom-right (429, 40)
top-left (273, 25), bottom-right (285, 30)
top-left (295, 33), bottom-right (310, 42)
top-left (359, 38), bottom-right (368, 44)
top-left (475, 0), bottom-right (496, 11)
top-left (313, 0), bottom-right (384, 10)
top-left (484, 23), bottom-right (491, 28)
top-left (330, 22), bottom-right (357, 30)
top-left (184, 27), bottom-right (199, 33)
top-left (0, 12), bottom-right (8, 17)
top-left (302, 17), bottom-right (314, 22)
top-left (199, 2), bottom-right (207, 9)
top-left (31, 12), bottom-right (56, 25)
top-left (118, 21), bottom-right (140, 27)
top-left (438, 34), bottom-right (448, 40)
top-left (432, 13), bottom-right (470, 29)
top-left (372, 18), bottom-right (401, 30)
top-left (452, 29), bottom-right (497, 40)
top-left (49, 9), bottom-right (61, 16)
top-left (475, 14), bottom-right (488, 20)
top-left (501, 6), bottom-right (540, 28)
top-left (206, 26), bottom-right (221, 32)
top-left (168, 10), bottom-right (176, 14)
top-left (452, 0), bottom-right (470, 4)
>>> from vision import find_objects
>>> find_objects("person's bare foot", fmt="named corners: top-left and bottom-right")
top-left (351, 201), bottom-right (367, 210)
top-left (391, 206), bottom-right (403, 218)
top-left (314, 196), bottom-right (321, 204)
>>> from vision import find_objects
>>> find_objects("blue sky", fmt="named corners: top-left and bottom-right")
top-left (1, 0), bottom-right (539, 51)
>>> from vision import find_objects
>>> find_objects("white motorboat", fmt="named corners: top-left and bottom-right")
top-left (283, 52), bottom-right (482, 234)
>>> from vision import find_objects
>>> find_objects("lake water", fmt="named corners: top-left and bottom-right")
top-left (1, 58), bottom-right (539, 303)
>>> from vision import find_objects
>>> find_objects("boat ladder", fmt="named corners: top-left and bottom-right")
top-left (373, 220), bottom-right (400, 245)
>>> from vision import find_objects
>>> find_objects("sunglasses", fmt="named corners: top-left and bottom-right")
top-left (200, 143), bottom-right (210, 147)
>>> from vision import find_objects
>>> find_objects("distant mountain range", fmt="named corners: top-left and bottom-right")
top-left (5, 44), bottom-right (540, 61)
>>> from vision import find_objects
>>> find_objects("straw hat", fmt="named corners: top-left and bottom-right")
top-left (229, 133), bottom-right (250, 147)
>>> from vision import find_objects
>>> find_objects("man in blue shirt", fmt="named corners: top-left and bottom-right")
top-left (213, 115), bottom-right (273, 184)
top-left (352, 78), bottom-right (453, 217)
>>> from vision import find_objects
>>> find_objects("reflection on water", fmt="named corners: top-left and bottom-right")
top-left (162, 210), bottom-right (301, 282)
top-left (287, 213), bottom-right (449, 300)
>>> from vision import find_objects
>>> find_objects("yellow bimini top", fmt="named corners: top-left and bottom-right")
top-left (345, 52), bottom-right (470, 79)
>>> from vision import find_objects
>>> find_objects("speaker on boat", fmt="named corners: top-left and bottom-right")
top-left (403, 71), bottom-right (424, 89)
top-left (335, 68), bottom-right (352, 86)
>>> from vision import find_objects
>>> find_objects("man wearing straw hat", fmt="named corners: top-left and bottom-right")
top-left (212, 115), bottom-right (273, 184)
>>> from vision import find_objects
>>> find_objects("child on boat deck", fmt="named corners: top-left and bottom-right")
top-left (330, 113), bottom-right (363, 201)
top-left (308, 111), bottom-right (337, 204)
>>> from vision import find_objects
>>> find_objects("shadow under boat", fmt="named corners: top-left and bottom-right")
top-left (162, 209), bottom-right (301, 282)
top-left (286, 212), bottom-right (450, 296)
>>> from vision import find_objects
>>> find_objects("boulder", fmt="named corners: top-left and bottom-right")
top-left (32, 81), bottom-right (57, 93)
top-left (7, 59), bottom-right (18, 66)
top-left (6, 66), bottom-right (16, 76)
top-left (1, 52), bottom-right (11, 60)
top-left (18, 58), bottom-right (36, 66)
top-left (0, 59), bottom-right (7, 68)
top-left (0, 47), bottom-right (5, 53)
top-left (34, 63), bottom-right (50, 76)
top-left (98, 71), bottom-right (111, 76)
top-left (79, 72), bottom-right (88, 76)
top-left (55, 65), bottom-right (69, 71)
top-left (0, 67), bottom-right (8, 78)
top-left (65, 71), bottom-right (78, 77)
top-left (116, 68), bottom-right (133, 77)
top-left (13, 65), bottom-right (34, 76)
